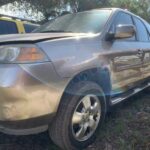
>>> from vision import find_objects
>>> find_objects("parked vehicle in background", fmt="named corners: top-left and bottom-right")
top-left (0, 8), bottom-right (150, 150)
top-left (0, 14), bottom-right (39, 34)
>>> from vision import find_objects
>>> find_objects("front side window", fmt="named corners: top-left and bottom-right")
top-left (110, 12), bottom-right (135, 40)
top-left (34, 10), bottom-right (112, 33)
top-left (0, 20), bottom-right (18, 34)
top-left (133, 17), bottom-right (149, 42)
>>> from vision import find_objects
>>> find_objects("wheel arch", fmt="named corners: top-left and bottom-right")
top-left (49, 68), bottom-right (111, 150)
top-left (60, 67), bottom-right (112, 108)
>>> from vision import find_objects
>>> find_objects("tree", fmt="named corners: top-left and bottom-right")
top-left (0, 0), bottom-right (15, 6)
top-left (0, 0), bottom-right (150, 22)
top-left (110, 0), bottom-right (150, 22)
top-left (4, 0), bottom-right (110, 21)
top-left (65, 0), bottom-right (110, 12)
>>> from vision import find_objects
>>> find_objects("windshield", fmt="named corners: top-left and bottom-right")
top-left (34, 10), bottom-right (112, 33)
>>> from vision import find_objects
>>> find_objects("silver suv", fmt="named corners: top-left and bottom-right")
top-left (0, 8), bottom-right (150, 150)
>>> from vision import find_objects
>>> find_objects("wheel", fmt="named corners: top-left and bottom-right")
top-left (49, 81), bottom-right (107, 150)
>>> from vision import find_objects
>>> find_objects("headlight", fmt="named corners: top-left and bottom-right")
top-left (0, 44), bottom-right (48, 63)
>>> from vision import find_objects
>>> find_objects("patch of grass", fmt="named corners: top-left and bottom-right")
top-left (87, 91), bottom-right (150, 150)
top-left (0, 91), bottom-right (149, 150)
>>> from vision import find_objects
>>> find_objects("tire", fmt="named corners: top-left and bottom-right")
top-left (49, 81), bottom-right (107, 150)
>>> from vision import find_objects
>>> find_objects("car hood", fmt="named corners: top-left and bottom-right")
top-left (0, 33), bottom-right (88, 45)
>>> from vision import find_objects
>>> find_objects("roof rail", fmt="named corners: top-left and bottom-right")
top-left (0, 14), bottom-right (37, 24)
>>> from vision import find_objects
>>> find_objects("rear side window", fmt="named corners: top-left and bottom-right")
top-left (0, 20), bottom-right (18, 34)
top-left (143, 21), bottom-right (150, 40)
top-left (133, 17), bottom-right (149, 42)
top-left (23, 24), bottom-right (38, 33)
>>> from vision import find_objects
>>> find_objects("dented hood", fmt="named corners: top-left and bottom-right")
top-left (0, 33), bottom-right (87, 45)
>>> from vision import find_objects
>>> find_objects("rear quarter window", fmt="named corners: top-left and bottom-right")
top-left (23, 24), bottom-right (39, 33)
top-left (0, 20), bottom-right (18, 34)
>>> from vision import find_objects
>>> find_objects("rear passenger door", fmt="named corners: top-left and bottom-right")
top-left (133, 17), bottom-right (150, 82)
top-left (0, 20), bottom-right (18, 34)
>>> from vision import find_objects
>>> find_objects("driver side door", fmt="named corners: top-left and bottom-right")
top-left (105, 12), bottom-right (143, 95)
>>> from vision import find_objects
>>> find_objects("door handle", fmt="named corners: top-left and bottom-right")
top-left (137, 49), bottom-right (144, 57)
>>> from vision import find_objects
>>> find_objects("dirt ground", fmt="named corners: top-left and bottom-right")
top-left (0, 91), bottom-right (149, 150)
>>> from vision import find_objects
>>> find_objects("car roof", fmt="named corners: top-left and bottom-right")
top-left (94, 8), bottom-right (142, 18)
top-left (91, 7), bottom-right (147, 23)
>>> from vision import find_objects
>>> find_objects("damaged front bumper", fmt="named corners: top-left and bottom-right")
top-left (0, 62), bottom-right (69, 135)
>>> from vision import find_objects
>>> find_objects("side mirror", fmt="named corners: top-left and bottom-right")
top-left (115, 24), bottom-right (136, 39)
top-left (106, 24), bottom-right (136, 41)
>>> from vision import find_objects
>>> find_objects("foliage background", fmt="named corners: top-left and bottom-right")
top-left (0, 0), bottom-right (150, 23)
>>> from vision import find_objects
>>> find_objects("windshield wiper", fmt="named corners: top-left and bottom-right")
top-left (41, 30), bottom-right (73, 33)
